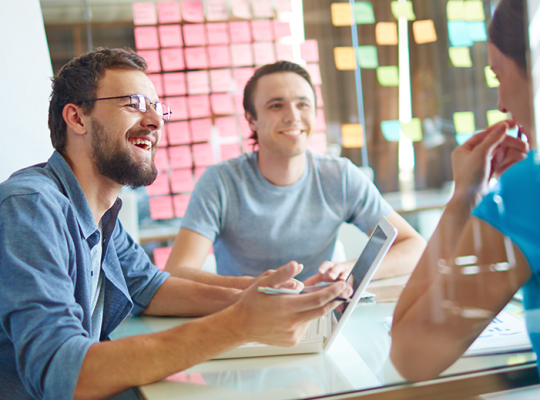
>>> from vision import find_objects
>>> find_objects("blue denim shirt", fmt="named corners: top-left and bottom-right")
top-left (0, 151), bottom-right (170, 399)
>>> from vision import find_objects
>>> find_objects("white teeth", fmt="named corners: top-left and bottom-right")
top-left (282, 130), bottom-right (302, 136)
top-left (129, 138), bottom-right (152, 150)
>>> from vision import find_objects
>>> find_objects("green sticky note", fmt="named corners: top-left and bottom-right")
top-left (487, 110), bottom-right (509, 126)
top-left (377, 66), bottom-right (399, 86)
top-left (447, 0), bottom-right (464, 20)
top-left (465, 0), bottom-right (485, 21)
top-left (353, 2), bottom-right (376, 24)
top-left (401, 118), bottom-right (423, 141)
top-left (391, 1), bottom-right (416, 20)
top-left (485, 66), bottom-right (500, 88)
top-left (454, 112), bottom-right (476, 134)
top-left (357, 45), bottom-right (378, 69)
top-left (449, 47), bottom-right (472, 68)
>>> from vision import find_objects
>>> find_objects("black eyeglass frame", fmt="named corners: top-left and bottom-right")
top-left (80, 94), bottom-right (171, 121)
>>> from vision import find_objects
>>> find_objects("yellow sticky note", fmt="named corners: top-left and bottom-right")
top-left (454, 112), bottom-right (476, 134)
top-left (487, 110), bottom-right (509, 126)
top-left (465, 0), bottom-right (485, 21)
top-left (376, 22), bottom-right (398, 45)
top-left (391, 1), bottom-right (416, 20)
top-left (449, 47), bottom-right (472, 67)
top-left (401, 118), bottom-right (423, 141)
top-left (412, 20), bottom-right (437, 44)
top-left (334, 47), bottom-right (357, 70)
top-left (341, 124), bottom-right (364, 148)
top-left (485, 66), bottom-right (500, 88)
top-left (377, 66), bottom-right (399, 86)
top-left (447, 0), bottom-right (464, 20)
top-left (331, 3), bottom-right (353, 26)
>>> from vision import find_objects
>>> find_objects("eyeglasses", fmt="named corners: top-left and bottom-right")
top-left (81, 94), bottom-right (172, 121)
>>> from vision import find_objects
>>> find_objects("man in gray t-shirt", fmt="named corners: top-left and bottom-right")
top-left (165, 61), bottom-right (426, 287)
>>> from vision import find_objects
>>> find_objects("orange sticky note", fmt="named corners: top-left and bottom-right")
top-left (165, 96), bottom-right (188, 121)
top-left (160, 48), bottom-right (185, 71)
top-left (146, 172), bottom-right (170, 196)
top-left (190, 118), bottom-right (213, 142)
top-left (134, 27), bottom-right (159, 50)
top-left (188, 95), bottom-right (211, 118)
top-left (412, 20), bottom-right (437, 44)
top-left (157, 1), bottom-right (181, 23)
top-left (170, 169), bottom-right (194, 193)
top-left (230, 43), bottom-right (253, 67)
top-left (173, 194), bottom-right (191, 218)
top-left (232, 67), bottom-right (254, 91)
top-left (181, 1), bottom-right (205, 22)
top-left (253, 42), bottom-right (276, 66)
top-left (208, 45), bottom-right (231, 68)
top-left (229, 21), bottom-right (252, 43)
top-left (275, 43), bottom-right (294, 61)
top-left (331, 3), bottom-right (353, 26)
top-left (341, 124), bottom-right (364, 148)
top-left (168, 145), bottom-right (193, 169)
top-left (184, 47), bottom-right (208, 69)
top-left (186, 71), bottom-right (210, 95)
top-left (215, 116), bottom-right (238, 137)
top-left (376, 22), bottom-right (398, 45)
top-left (220, 143), bottom-right (241, 160)
top-left (305, 64), bottom-right (322, 85)
top-left (252, 0), bottom-right (273, 18)
top-left (147, 74), bottom-right (163, 97)
top-left (183, 24), bottom-right (207, 47)
top-left (192, 143), bottom-right (216, 167)
top-left (273, 20), bottom-right (292, 39)
top-left (153, 246), bottom-right (172, 270)
top-left (132, 2), bottom-right (157, 25)
top-left (205, 0), bottom-right (229, 21)
top-left (210, 93), bottom-right (235, 114)
top-left (167, 121), bottom-right (191, 145)
top-left (149, 196), bottom-right (174, 220)
top-left (251, 20), bottom-right (274, 41)
top-left (210, 69), bottom-right (233, 92)
top-left (158, 25), bottom-right (183, 48)
top-left (334, 47), bottom-right (356, 70)
top-left (206, 23), bottom-right (229, 45)
top-left (137, 50), bottom-right (161, 73)
top-left (163, 72), bottom-right (186, 96)
top-left (154, 148), bottom-right (169, 171)
top-left (300, 40), bottom-right (319, 63)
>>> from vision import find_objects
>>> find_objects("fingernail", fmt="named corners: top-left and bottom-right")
top-left (344, 287), bottom-right (353, 297)
top-left (298, 263), bottom-right (304, 271)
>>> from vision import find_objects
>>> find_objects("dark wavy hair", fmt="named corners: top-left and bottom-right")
top-left (489, 0), bottom-right (527, 70)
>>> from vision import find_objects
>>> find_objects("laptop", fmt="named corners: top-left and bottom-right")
top-left (213, 216), bottom-right (398, 359)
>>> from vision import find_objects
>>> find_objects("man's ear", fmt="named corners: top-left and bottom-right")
top-left (245, 111), bottom-right (257, 132)
top-left (63, 103), bottom-right (88, 136)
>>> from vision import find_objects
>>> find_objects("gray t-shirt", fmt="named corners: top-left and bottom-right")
top-left (181, 150), bottom-right (393, 281)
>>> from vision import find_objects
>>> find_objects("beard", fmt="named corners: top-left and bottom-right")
top-left (90, 118), bottom-right (158, 189)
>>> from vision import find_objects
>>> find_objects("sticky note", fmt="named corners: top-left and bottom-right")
top-left (300, 40), bottom-right (319, 63)
top-left (252, 0), bottom-right (273, 18)
top-left (215, 117), bottom-right (238, 137)
top-left (220, 143), bottom-right (241, 160)
top-left (230, 0), bottom-right (252, 19)
top-left (194, 167), bottom-right (206, 182)
top-left (184, 47), bottom-right (208, 69)
top-left (210, 69), bottom-right (233, 92)
top-left (232, 67), bottom-right (255, 90)
top-left (205, 0), bottom-right (228, 21)
top-left (186, 71), bottom-right (210, 95)
top-left (132, 2), bottom-right (157, 25)
top-left (391, 1), bottom-right (416, 20)
top-left (453, 112), bottom-right (476, 134)
top-left (334, 47), bottom-right (357, 70)
top-left (211, 93), bottom-right (235, 114)
top-left (173, 194), bottom-right (191, 218)
top-left (308, 133), bottom-right (328, 154)
top-left (149, 196), bottom-right (174, 220)
top-left (448, 21), bottom-right (473, 47)
top-left (231, 43), bottom-right (254, 67)
top-left (468, 21), bottom-right (487, 42)
top-left (153, 246), bottom-right (172, 270)
top-left (154, 148), bottom-right (169, 170)
top-left (188, 95), bottom-right (211, 118)
top-left (192, 143), bottom-right (216, 167)
top-left (447, 0), bottom-right (464, 20)
top-left (455, 133), bottom-right (474, 145)
top-left (377, 66), bottom-right (399, 86)
top-left (137, 50), bottom-right (161, 73)
top-left (315, 109), bottom-right (326, 131)
top-left (170, 169), bottom-right (194, 193)
top-left (134, 27), bottom-right (159, 49)
top-left (206, 23), bottom-right (229, 45)
top-left (183, 24), bottom-right (206, 47)
top-left (465, 0), bottom-right (485, 21)
top-left (190, 118), bottom-right (213, 142)
top-left (181, 1), bottom-right (205, 22)
top-left (353, 2), bottom-right (375, 25)
top-left (276, 0), bottom-right (292, 12)
top-left (401, 118), bottom-right (423, 141)
top-left (229, 21), bottom-right (252, 43)
top-left (239, 118), bottom-right (251, 138)
top-left (487, 110), bottom-right (509, 126)
top-left (167, 121), bottom-right (191, 145)
top-left (449, 47), bottom-right (472, 68)
top-left (357, 45), bottom-right (378, 69)
top-left (331, 3), bottom-right (353, 27)
top-left (341, 124), bottom-right (364, 148)
top-left (253, 42), bottom-right (276, 65)
top-left (381, 120), bottom-right (401, 141)
top-left (160, 48), bottom-right (185, 71)
top-left (376, 22), bottom-right (398, 45)
top-left (412, 20), bottom-right (437, 44)
top-left (147, 74), bottom-right (164, 96)
top-left (165, 96), bottom-right (188, 120)
top-left (251, 20), bottom-right (274, 42)
top-left (163, 72), bottom-right (186, 96)
top-left (146, 172), bottom-right (170, 196)
top-left (168, 145), bottom-right (193, 169)
top-left (314, 86), bottom-right (324, 107)
top-left (157, 1), bottom-right (181, 23)
top-left (158, 25), bottom-right (183, 48)
top-left (273, 20), bottom-right (292, 39)
top-left (305, 64), bottom-right (322, 85)
top-left (485, 66), bottom-right (500, 88)
top-left (159, 125), bottom-right (169, 147)
top-left (233, 93), bottom-right (244, 114)
top-left (275, 43), bottom-right (294, 61)
top-left (208, 45), bottom-right (231, 68)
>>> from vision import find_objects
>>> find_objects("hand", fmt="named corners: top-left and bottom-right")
top-left (303, 261), bottom-right (354, 286)
top-left (255, 267), bottom-right (304, 291)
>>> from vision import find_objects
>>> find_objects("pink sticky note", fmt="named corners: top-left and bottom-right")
top-left (181, 1), bottom-right (205, 22)
top-left (229, 21), bottom-right (252, 43)
top-left (167, 371), bottom-right (188, 383)
top-left (253, 42), bottom-right (276, 65)
top-left (133, 2), bottom-right (157, 25)
top-left (315, 109), bottom-right (326, 131)
top-left (192, 143), bottom-right (216, 167)
top-left (230, 44), bottom-right (253, 67)
top-left (215, 117), bottom-right (238, 137)
top-left (276, 0), bottom-right (292, 12)
top-left (194, 167), bottom-right (206, 182)
top-left (146, 172), bottom-right (170, 196)
top-left (183, 24), bottom-right (206, 47)
top-left (210, 69), bottom-right (233, 93)
top-left (158, 25), bottom-right (183, 48)
top-left (158, 125), bottom-right (169, 147)
top-left (314, 86), bottom-right (324, 107)
top-left (206, 23), bottom-right (229, 45)
top-left (153, 246), bottom-right (172, 270)
top-left (160, 48), bottom-right (185, 71)
top-left (232, 67), bottom-right (254, 91)
top-left (184, 47), bottom-right (208, 69)
top-left (165, 96), bottom-right (189, 120)
top-left (251, 20), bottom-right (274, 41)
top-left (308, 132), bottom-right (327, 154)
top-left (230, 0), bottom-right (251, 19)
top-left (154, 148), bottom-right (169, 170)
top-left (210, 93), bottom-right (235, 114)
top-left (190, 118), bottom-right (213, 142)
top-left (137, 50), bottom-right (161, 72)
top-left (207, 45), bottom-right (231, 68)
top-left (134, 27), bottom-right (159, 50)
top-left (168, 145), bottom-right (193, 169)
top-left (188, 95), bottom-right (211, 118)
top-left (205, 0), bottom-right (229, 21)
top-left (242, 138), bottom-right (258, 153)
top-left (275, 43), bottom-right (294, 61)
top-left (149, 196), bottom-right (174, 220)
top-left (300, 40), bottom-right (319, 63)
top-left (305, 63), bottom-right (322, 85)
top-left (239, 117), bottom-right (251, 138)
top-left (173, 194), bottom-right (191, 218)
top-left (147, 74), bottom-right (163, 96)
top-left (163, 72), bottom-right (186, 96)
top-left (233, 92), bottom-right (244, 114)
top-left (273, 20), bottom-right (292, 39)
top-left (167, 121), bottom-right (191, 145)
top-left (186, 71), bottom-right (210, 95)
top-left (220, 143), bottom-right (241, 160)
top-left (170, 169), bottom-right (194, 193)
top-left (252, 0), bottom-right (273, 17)
top-left (157, 1), bottom-right (181, 23)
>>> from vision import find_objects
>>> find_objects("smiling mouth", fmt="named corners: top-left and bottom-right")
top-left (128, 137), bottom-right (152, 151)
top-left (280, 130), bottom-right (304, 136)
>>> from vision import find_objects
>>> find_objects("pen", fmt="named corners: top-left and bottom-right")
top-left (517, 126), bottom-right (523, 140)
top-left (257, 286), bottom-right (351, 302)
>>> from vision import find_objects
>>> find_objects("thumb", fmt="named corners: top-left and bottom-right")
top-left (473, 123), bottom-right (507, 156)
top-left (258, 261), bottom-right (303, 288)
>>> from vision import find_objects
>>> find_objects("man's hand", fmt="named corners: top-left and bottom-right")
top-left (254, 268), bottom-right (305, 291)
top-left (303, 260), bottom-right (355, 286)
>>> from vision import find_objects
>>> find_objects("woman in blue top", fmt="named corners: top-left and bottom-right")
top-left (390, 0), bottom-right (537, 381)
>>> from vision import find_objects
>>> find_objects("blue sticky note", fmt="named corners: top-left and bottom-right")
top-left (468, 21), bottom-right (487, 42)
top-left (448, 21), bottom-right (473, 47)
top-left (455, 133), bottom-right (474, 145)
top-left (381, 120), bottom-right (401, 141)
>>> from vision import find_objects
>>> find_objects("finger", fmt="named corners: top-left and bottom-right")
top-left (318, 261), bottom-right (334, 274)
top-left (286, 281), bottom-right (348, 313)
top-left (303, 274), bottom-right (321, 286)
top-left (493, 148), bottom-right (528, 175)
top-left (461, 121), bottom-right (511, 151)
top-left (258, 261), bottom-right (302, 288)
top-left (472, 122), bottom-right (508, 157)
top-left (296, 295), bottom-right (348, 321)
top-left (327, 263), bottom-right (350, 280)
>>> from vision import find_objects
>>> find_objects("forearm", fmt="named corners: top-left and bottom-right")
top-left (372, 235), bottom-right (426, 280)
top-left (170, 266), bottom-right (255, 290)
